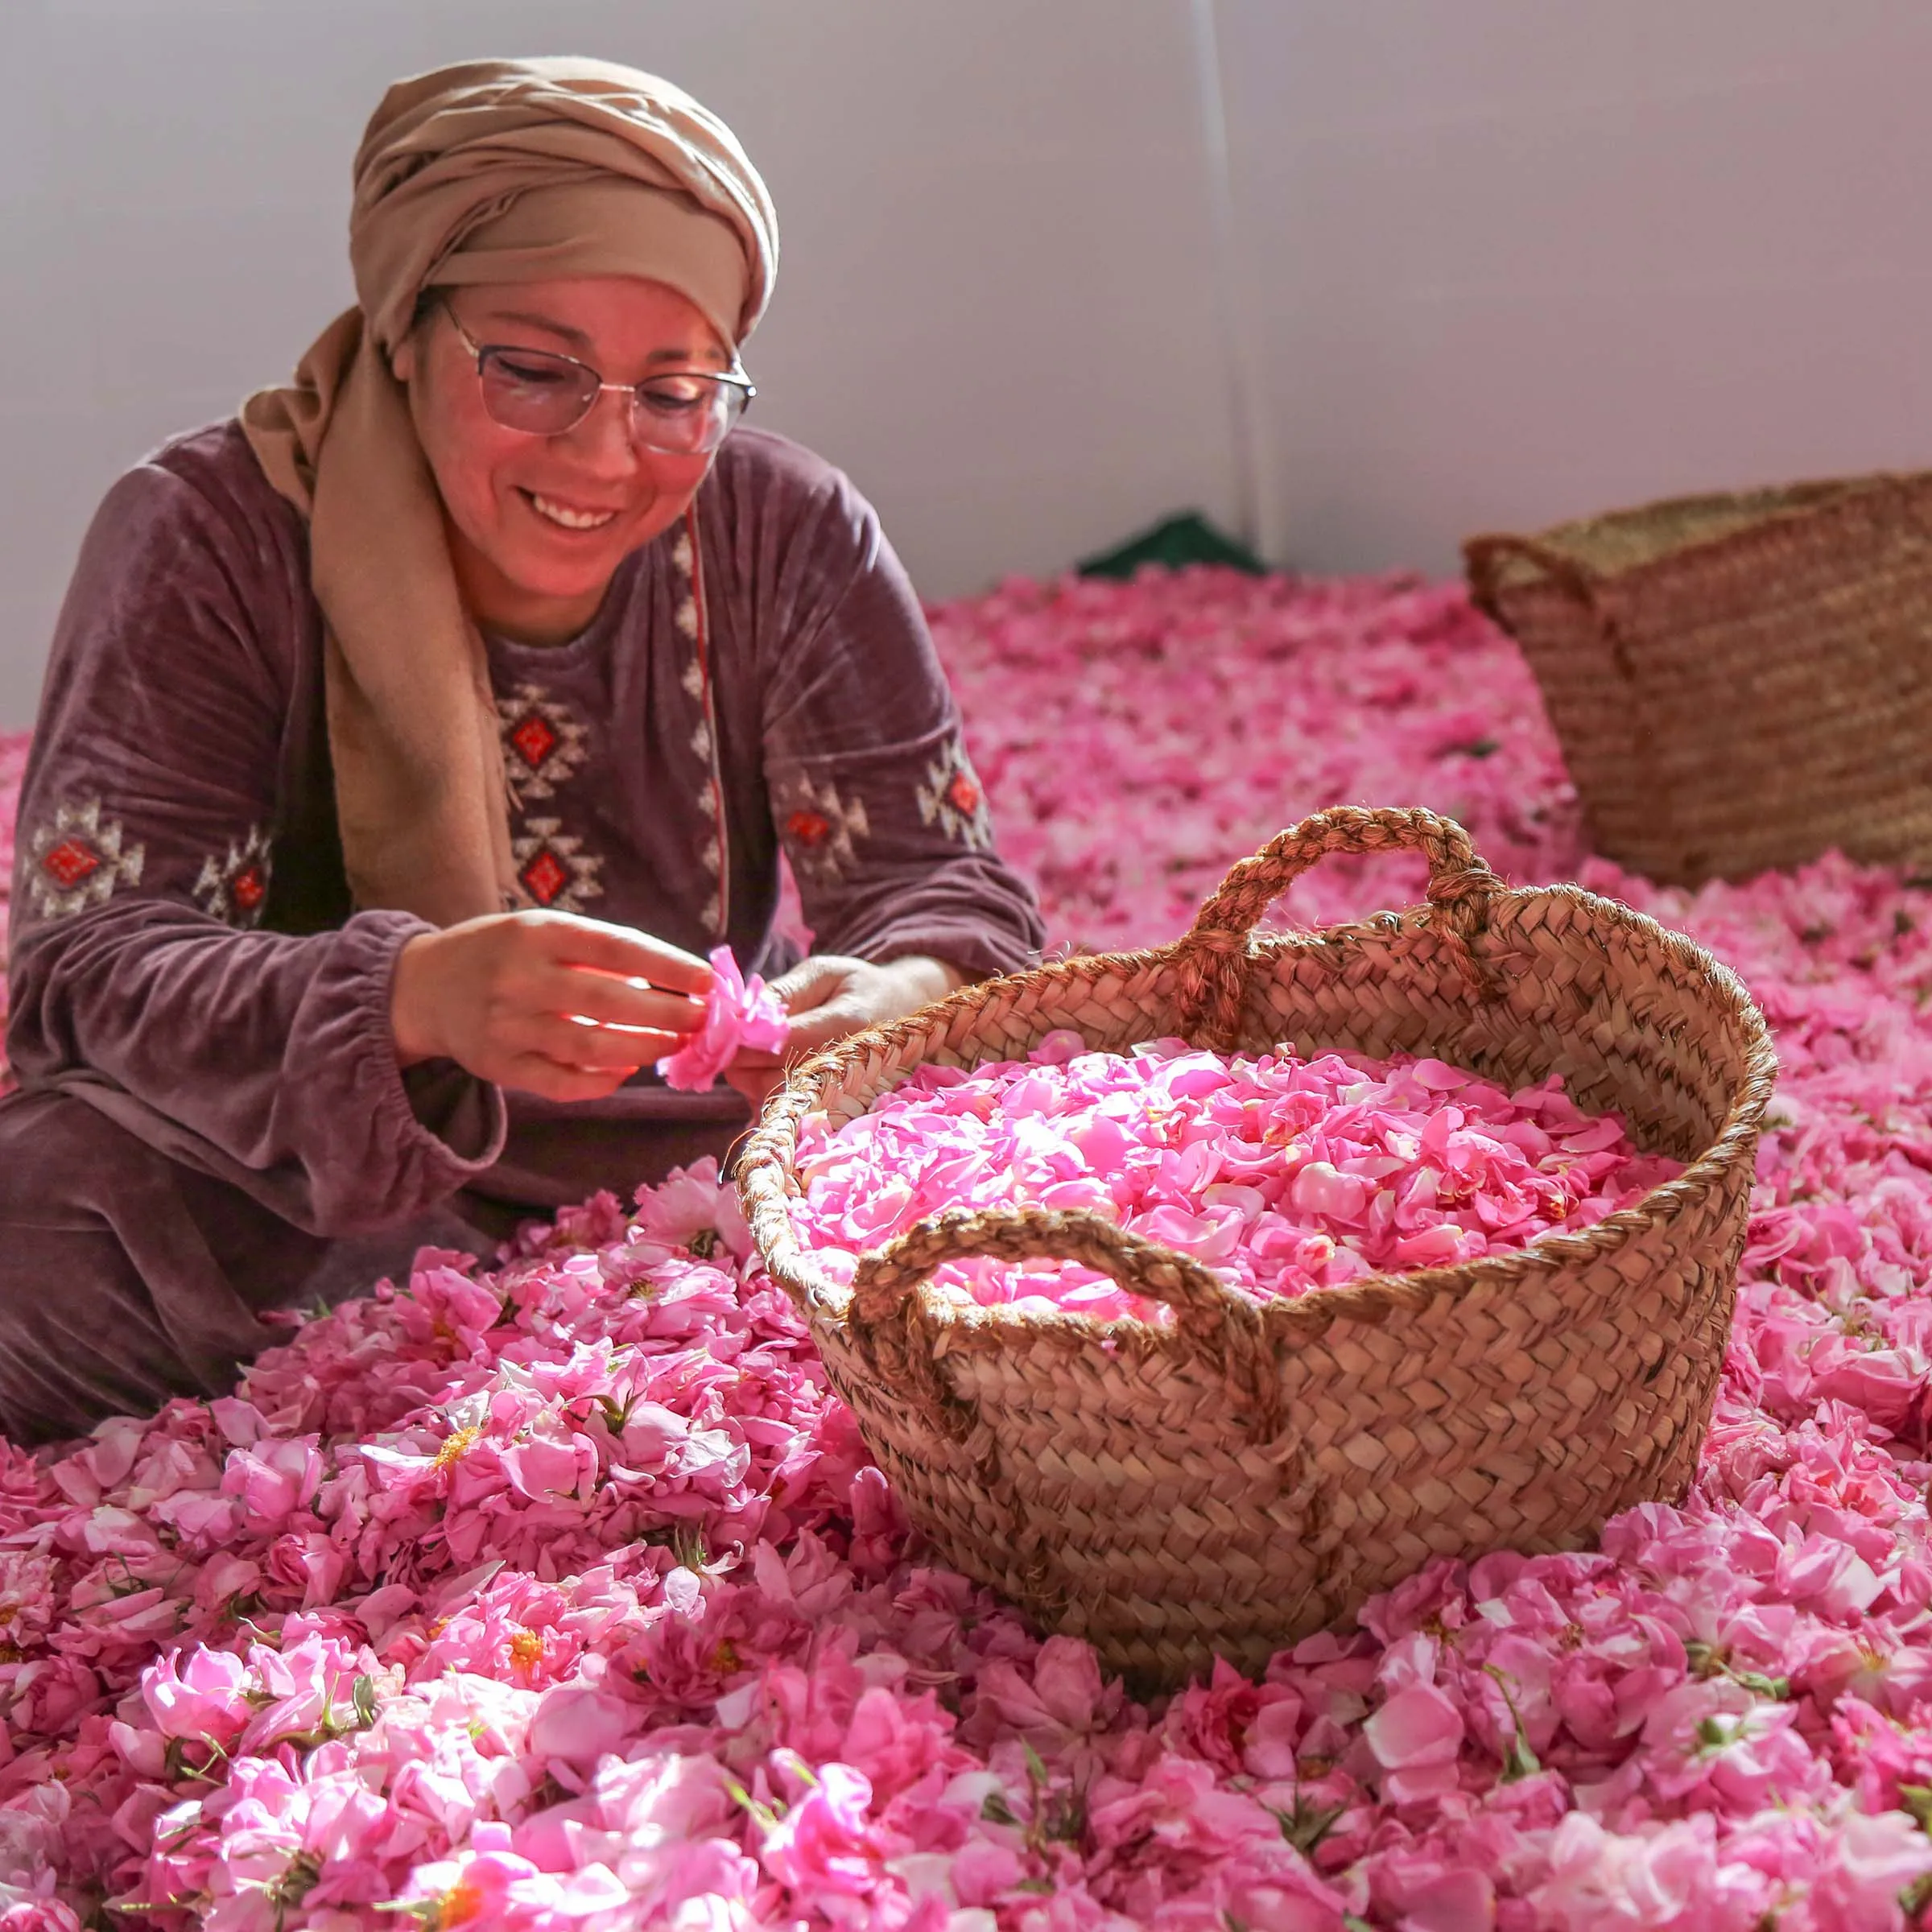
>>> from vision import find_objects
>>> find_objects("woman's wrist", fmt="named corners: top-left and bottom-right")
top-left (390, 931), bottom-right (446, 1067)
top-left (881, 954), bottom-right (970, 1012)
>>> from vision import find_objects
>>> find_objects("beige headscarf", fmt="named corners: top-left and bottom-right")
top-left (242, 57), bottom-right (779, 926)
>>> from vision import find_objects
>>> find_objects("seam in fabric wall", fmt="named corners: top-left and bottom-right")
top-left (1187, 0), bottom-right (1275, 561)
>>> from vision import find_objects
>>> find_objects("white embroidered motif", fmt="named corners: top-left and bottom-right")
top-left (697, 777), bottom-right (725, 880)
top-left (512, 818), bottom-right (605, 914)
top-left (497, 683), bottom-right (591, 804)
top-left (193, 826), bottom-right (273, 929)
top-left (26, 799), bottom-right (145, 921)
top-left (778, 772), bottom-right (872, 886)
top-left (916, 739), bottom-right (994, 852)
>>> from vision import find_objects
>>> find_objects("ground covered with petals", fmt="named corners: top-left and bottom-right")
top-left (6, 568), bottom-right (1932, 1929)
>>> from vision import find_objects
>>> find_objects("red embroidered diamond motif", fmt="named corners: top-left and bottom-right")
top-left (232, 866), bottom-right (266, 913)
top-left (786, 809), bottom-right (832, 848)
top-left (947, 771), bottom-right (982, 817)
top-left (509, 713), bottom-right (559, 771)
top-left (42, 838), bottom-right (101, 891)
top-left (521, 850), bottom-right (569, 906)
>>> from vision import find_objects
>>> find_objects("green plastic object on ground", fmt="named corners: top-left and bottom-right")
top-left (1075, 510), bottom-right (1266, 579)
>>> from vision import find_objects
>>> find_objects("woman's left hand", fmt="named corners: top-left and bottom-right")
top-left (724, 952), bottom-right (968, 1111)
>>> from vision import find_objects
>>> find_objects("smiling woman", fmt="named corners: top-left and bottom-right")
top-left (0, 57), bottom-right (1043, 1444)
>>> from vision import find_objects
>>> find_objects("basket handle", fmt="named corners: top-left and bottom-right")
top-left (1463, 532), bottom-right (1605, 628)
top-left (1465, 532), bottom-right (1643, 688)
top-left (1173, 805), bottom-right (1503, 1048)
top-left (847, 1204), bottom-right (1280, 1440)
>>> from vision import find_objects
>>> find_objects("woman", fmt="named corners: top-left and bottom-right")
top-left (0, 58), bottom-right (1042, 1443)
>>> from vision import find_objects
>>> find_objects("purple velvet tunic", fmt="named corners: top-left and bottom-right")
top-left (0, 420), bottom-right (1042, 1438)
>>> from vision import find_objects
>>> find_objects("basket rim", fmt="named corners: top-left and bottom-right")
top-left (1465, 469), bottom-right (1932, 605)
top-left (737, 873), bottom-right (1777, 1352)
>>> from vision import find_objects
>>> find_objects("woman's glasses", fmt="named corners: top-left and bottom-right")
top-left (442, 302), bottom-right (755, 455)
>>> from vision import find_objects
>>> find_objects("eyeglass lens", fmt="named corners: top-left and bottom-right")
top-left (477, 347), bottom-right (745, 453)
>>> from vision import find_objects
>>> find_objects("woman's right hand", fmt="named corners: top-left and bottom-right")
top-left (390, 910), bottom-right (713, 1103)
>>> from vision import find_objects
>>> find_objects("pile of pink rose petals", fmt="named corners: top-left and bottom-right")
top-left (9, 565), bottom-right (1932, 1929)
top-left (792, 1033), bottom-right (1678, 1321)
top-left (656, 947), bottom-right (790, 1093)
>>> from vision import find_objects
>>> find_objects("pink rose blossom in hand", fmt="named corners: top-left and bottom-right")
top-left (655, 946), bottom-right (790, 1092)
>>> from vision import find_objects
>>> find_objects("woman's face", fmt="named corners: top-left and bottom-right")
top-left (395, 274), bottom-right (729, 640)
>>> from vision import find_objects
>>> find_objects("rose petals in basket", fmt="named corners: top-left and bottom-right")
top-left (791, 1032), bottom-right (1680, 1323)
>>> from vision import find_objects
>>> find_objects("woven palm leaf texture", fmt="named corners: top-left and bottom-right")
top-left (1467, 473), bottom-right (1932, 886)
top-left (740, 807), bottom-right (1777, 1690)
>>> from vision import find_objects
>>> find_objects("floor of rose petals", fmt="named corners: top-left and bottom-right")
top-left (6, 569), bottom-right (1932, 1930)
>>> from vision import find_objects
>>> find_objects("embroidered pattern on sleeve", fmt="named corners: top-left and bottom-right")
top-left (192, 826), bottom-right (273, 929)
top-left (25, 799), bottom-right (146, 921)
top-left (498, 683), bottom-right (591, 804)
top-left (777, 772), bottom-right (873, 886)
top-left (513, 818), bottom-right (605, 914)
top-left (916, 738), bottom-right (995, 852)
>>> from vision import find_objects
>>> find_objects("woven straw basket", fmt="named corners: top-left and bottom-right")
top-left (1466, 473), bottom-right (1932, 888)
top-left (740, 807), bottom-right (1775, 1690)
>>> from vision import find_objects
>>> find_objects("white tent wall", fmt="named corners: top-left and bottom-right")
top-left (5, 4), bottom-right (1932, 727)
top-left (1214, 0), bottom-right (1932, 576)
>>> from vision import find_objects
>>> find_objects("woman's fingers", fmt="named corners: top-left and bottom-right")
top-left (394, 912), bottom-right (722, 1097)
top-left (518, 1012), bottom-right (683, 1071)
top-left (526, 961), bottom-right (706, 1035)
top-left (783, 1000), bottom-right (871, 1052)
top-left (767, 952), bottom-right (861, 1014)
top-left (531, 912), bottom-right (715, 997)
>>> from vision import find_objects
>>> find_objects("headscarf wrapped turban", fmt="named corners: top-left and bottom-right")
top-left (241, 57), bottom-right (779, 926)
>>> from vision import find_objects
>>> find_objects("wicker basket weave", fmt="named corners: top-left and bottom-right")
top-left (740, 807), bottom-right (1775, 1690)
top-left (1466, 474), bottom-right (1932, 887)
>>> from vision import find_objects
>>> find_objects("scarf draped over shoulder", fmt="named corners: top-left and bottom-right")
top-left (240, 56), bottom-right (778, 925)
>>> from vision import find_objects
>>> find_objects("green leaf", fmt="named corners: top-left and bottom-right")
top-left (1482, 1662), bottom-right (1542, 1781)
top-left (1901, 1783), bottom-right (1932, 1833)
top-left (1271, 1797), bottom-right (1346, 1856)
top-left (1695, 1714), bottom-right (1736, 1751)
top-left (721, 1773), bottom-right (781, 1834)
top-left (981, 1790), bottom-right (1020, 1827)
top-left (353, 1674), bottom-right (378, 1728)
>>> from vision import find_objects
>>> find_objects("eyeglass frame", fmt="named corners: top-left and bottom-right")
top-left (439, 298), bottom-right (757, 452)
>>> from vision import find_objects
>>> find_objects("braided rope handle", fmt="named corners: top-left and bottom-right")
top-left (1464, 531), bottom-right (1641, 684)
top-left (851, 1207), bottom-right (1252, 1347)
top-left (1173, 804), bottom-right (1503, 1049)
top-left (1463, 532), bottom-right (1604, 628)
top-left (848, 1205), bottom-right (1277, 1439)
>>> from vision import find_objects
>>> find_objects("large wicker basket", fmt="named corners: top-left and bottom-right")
top-left (1466, 473), bottom-right (1932, 887)
top-left (740, 808), bottom-right (1776, 1690)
